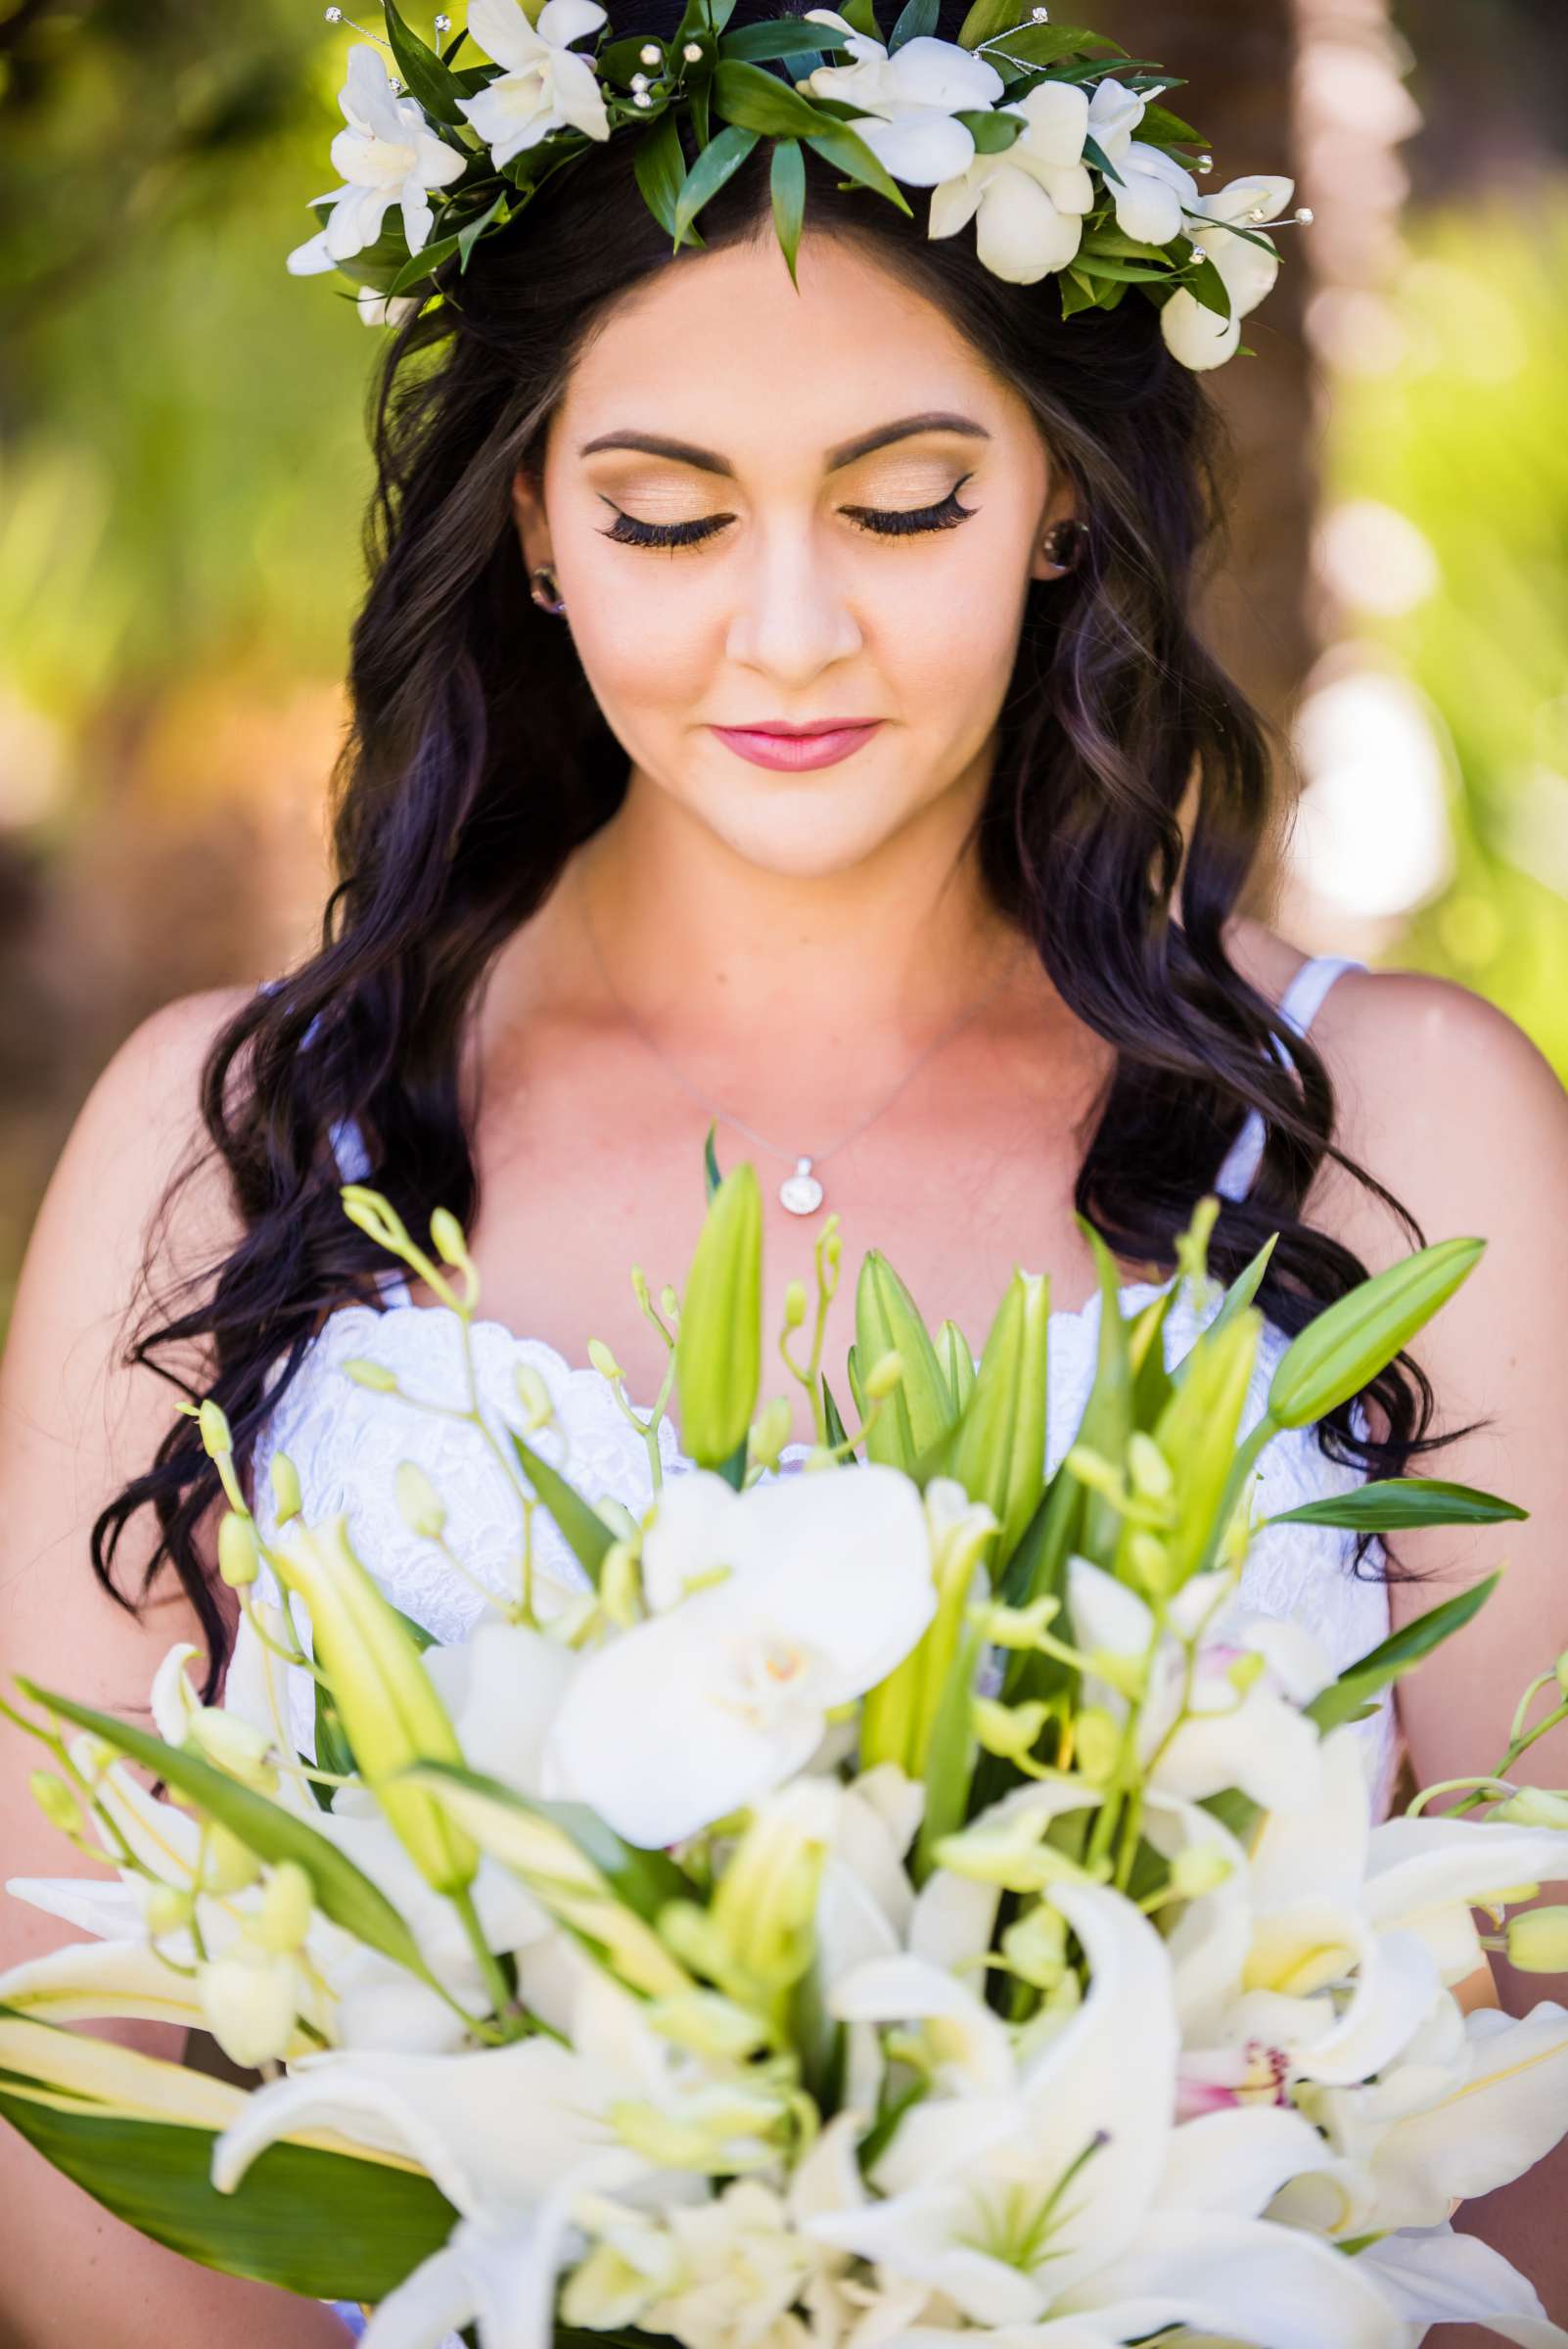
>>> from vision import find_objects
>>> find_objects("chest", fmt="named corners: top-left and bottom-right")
top-left (398, 1024), bottom-right (1164, 1452)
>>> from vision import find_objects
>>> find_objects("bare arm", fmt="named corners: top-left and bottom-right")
top-left (0, 989), bottom-right (355, 2348)
top-left (1312, 969), bottom-right (1568, 2341)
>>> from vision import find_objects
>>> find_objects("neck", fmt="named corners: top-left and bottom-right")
top-left (570, 758), bottom-right (1038, 1073)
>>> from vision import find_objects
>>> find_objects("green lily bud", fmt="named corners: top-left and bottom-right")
top-left (1268, 1236), bottom-right (1485, 1430)
top-left (1493, 1788), bottom-right (1568, 1830)
top-left (999, 1902), bottom-right (1068, 1988)
top-left (258, 1859), bottom-right (315, 1954)
top-left (647, 1991), bottom-right (771, 2061)
top-left (711, 1785), bottom-right (832, 2001)
top-left (344, 1358), bottom-right (399, 1393)
top-left (189, 1707), bottom-right (278, 1792)
top-left (937, 1319), bottom-right (976, 1418)
top-left (1168, 1843), bottom-right (1234, 1900)
top-left (198, 1399), bottom-right (233, 1458)
top-left (428, 1207), bottom-right (472, 1269)
top-left (1556, 1652), bottom-right (1568, 1701)
top-left (864, 1347), bottom-right (904, 1402)
top-left (1150, 1308), bottom-right (1262, 1589)
top-left (269, 1450), bottom-right (303, 1526)
top-left (29, 1773), bottom-right (81, 1836)
top-left (945, 1267), bottom-right (1049, 1575)
top-left (748, 1397), bottom-right (794, 1472)
top-left (673, 1162), bottom-right (762, 1469)
top-left (600, 1540), bottom-right (642, 1629)
top-left (854, 1251), bottom-right (953, 1477)
top-left (1128, 1433), bottom-right (1174, 1501)
top-left (1073, 1706), bottom-right (1122, 1784)
top-left (974, 1695), bottom-right (1049, 1767)
top-left (217, 1510), bottom-right (260, 1589)
top-left (1506, 1907), bottom-right (1568, 1974)
top-left (514, 1363), bottom-right (554, 1430)
top-left (783, 1279), bottom-right (807, 1330)
top-left (270, 1514), bottom-right (478, 1894)
top-left (395, 1460), bottom-right (447, 1542)
top-left (145, 1883), bottom-right (196, 1936)
top-left (660, 1283), bottom-right (680, 1321)
top-left (587, 1338), bottom-right (623, 1383)
top-left (204, 1820), bottom-right (264, 1893)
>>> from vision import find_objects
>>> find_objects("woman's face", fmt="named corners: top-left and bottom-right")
top-left (513, 226), bottom-right (1076, 880)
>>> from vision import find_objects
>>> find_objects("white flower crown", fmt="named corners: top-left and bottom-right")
top-left (290, 0), bottom-right (1311, 371)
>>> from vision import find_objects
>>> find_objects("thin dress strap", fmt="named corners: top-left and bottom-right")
top-left (255, 979), bottom-right (415, 1310)
top-left (1213, 953), bottom-right (1368, 1205)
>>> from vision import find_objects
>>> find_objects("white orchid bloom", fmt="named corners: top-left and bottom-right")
top-left (1066, 1556), bottom-right (1332, 1814)
top-left (927, 79), bottom-right (1093, 284)
top-left (286, 43), bottom-right (468, 277)
top-left (1160, 172), bottom-right (1296, 370)
top-left (541, 1464), bottom-right (936, 1847)
top-left (803, 8), bottom-right (1006, 188)
top-left (1084, 77), bottom-right (1198, 247)
top-left (807, 1882), bottom-right (1401, 2344)
top-left (458, 0), bottom-right (611, 167)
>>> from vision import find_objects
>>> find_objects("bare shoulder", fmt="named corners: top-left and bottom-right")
top-left (0, 981), bottom-right (259, 1647)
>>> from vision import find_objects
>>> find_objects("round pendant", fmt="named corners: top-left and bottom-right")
top-left (780, 1156), bottom-right (823, 1216)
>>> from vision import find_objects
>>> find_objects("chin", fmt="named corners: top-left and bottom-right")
top-left (693, 784), bottom-right (927, 881)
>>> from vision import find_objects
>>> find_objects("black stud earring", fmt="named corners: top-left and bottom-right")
top-left (530, 564), bottom-right (566, 615)
top-left (1039, 519), bottom-right (1089, 576)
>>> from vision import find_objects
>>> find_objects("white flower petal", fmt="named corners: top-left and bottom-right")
top-left (1057, 2210), bottom-right (1403, 2346)
top-left (973, 167), bottom-right (1084, 282)
top-left (536, 0), bottom-right (606, 47)
top-left (850, 108), bottom-right (978, 189)
top-left (1160, 287), bottom-right (1242, 370)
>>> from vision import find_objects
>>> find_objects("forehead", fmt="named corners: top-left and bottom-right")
top-left (554, 229), bottom-right (1027, 470)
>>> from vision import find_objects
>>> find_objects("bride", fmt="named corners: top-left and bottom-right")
top-left (3, 1), bottom-right (1568, 2337)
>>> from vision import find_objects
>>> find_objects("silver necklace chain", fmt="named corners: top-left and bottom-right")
top-left (577, 869), bottom-right (1021, 1215)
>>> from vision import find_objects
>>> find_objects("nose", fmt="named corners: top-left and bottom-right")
top-left (722, 519), bottom-right (864, 684)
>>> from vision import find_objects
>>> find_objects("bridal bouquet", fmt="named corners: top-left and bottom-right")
top-left (6, 1155), bottom-right (1568, 2348)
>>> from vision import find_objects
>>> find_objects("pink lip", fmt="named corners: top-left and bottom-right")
top-left (710, 720), bottom-right (883, 771)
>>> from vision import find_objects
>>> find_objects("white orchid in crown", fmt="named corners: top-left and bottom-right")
top-left (458, 0), bottom-right (612, 167)
top-left (286, 42), bottom-right (468, 276)
top-left (1084, 77), bottom-right (1200, 247)
top-left (803, 7), bottom-right (1006, 187)
top-left (927, 77), bottom-right (1094, 284)
top-left (1160, 171), bottom-right (1297, 370)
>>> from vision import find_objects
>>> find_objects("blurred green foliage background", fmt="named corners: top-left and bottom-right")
top-left (1, 0), bottom-right (1566, 1337)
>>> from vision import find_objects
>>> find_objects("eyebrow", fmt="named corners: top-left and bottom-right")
top-left (576, 411), bottom-right (991, 477)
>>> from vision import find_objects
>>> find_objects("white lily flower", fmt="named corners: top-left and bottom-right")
top-left (1270, 1994), bottom-right (1568, 2241)
top-left (1356, 2224), bottom-right (1568, 2348)
top-left (541, 1464), bottom-right (936, 1846)
top-left (803, 8), bottom-right (1005, 188)
top-left (1084, 78), bottom-right (1198, 247)
top-left (458, 0), bottom-right (611, 167)
top-left (1066, 1557), bottom-right (1331, 1814)
top-left (927, 79), bottom-right (1093, 284)
top-left (1160, 172), bottom-right (1296, 370)
top-left (807, 1882), bottom-right (1401, 2343)
top-left (286, 44), bottom-right (468, 277)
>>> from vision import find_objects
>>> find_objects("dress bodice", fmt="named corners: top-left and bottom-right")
top-left (243, 951), bottom-right (1402, 1814)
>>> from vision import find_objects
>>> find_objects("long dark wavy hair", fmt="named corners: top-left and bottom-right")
top-left (92, 0), bottom-right (1480, 1700)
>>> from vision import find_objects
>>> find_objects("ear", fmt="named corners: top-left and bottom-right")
top-left (1029, 476), bottom-right (1085, 585)
top-left (511, 463), bottom-right (552, 574)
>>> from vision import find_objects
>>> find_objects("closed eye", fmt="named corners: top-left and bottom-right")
top-left (595, 475), bottom-right (980, 550)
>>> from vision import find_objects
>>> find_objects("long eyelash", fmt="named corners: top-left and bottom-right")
top-left (596, 474), bottom-right (980, 551)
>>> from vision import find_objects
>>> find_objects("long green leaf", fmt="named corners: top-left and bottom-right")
top-left (713, 58), bottom-right (828, 137)
top-left (403, 1760), bottom-right (690, 1921)
top-left (804, 122), bottom-right (912, 213)
top-left (633, 107), bottom-right (689, 239)
top-left (0, 2078), bottom-right (456, 2300)
top-left (673, 122), bottom-right (760, 248)
top-left (1266, 1479), bottom-right (1529, 1533)
top-left (720, 18), bottom-right (851, 57)
top-left (887, 0), bottom-right (939, 47)
top-left (507, 1430), bottom-right (615, 1585)
top-left (770, 137), bottom-right (807, 287)
top-left (912, 1624), bottom-right (984, 1881)
top-left (955, 0), bottom-right (1024, 46)
top-left (383, 0), bottom-right (472, 124)
top-left (1268, 1237), bottom-right (1486, 1429)
top-left (1306, 1572), bottom-right (1502, 1732)
top-left (13, 1681), bottom-right (430, 1978)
